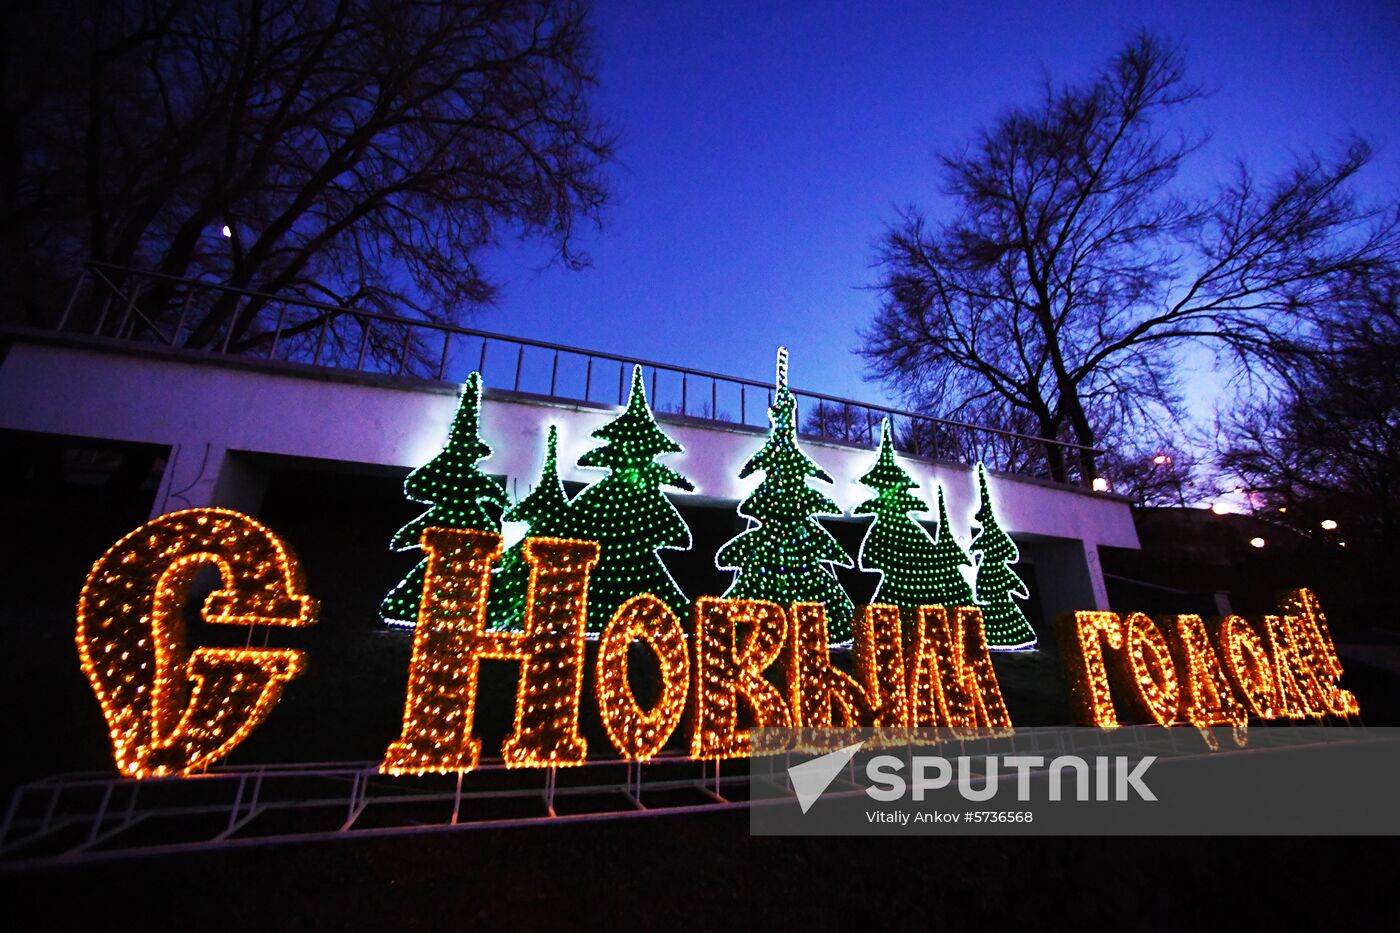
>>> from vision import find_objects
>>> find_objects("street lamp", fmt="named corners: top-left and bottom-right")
top-left (1320, 519), bottom-right (1338, 531)
top-left (1249, 537), bottom-right (1266, 548)
top-left (1091, 477), bottom-right (1109, 492)
top-left (1148, 453), bottom-right (1186, 507)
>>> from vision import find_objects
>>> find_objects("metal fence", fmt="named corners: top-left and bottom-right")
top-left (1, 727), bottom-right (1351, 866)
top-left (51, 263), bottom-right (1099, 485)
top-left (0, 755), bottom-right (749, 868)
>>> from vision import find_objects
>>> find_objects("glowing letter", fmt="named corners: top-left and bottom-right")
top-left (1165, 614), bottom-right (1246, 748)
top-left (690, 597), bottom-right (791, 759)
top-left (907, 605), bottom-right (1012, 736)
top-left (788, 603), bottom-right (875, 740)
top-left (1281, 589), bottom-right (1360, 717)
top-left (76, 509), bottom-right (317, 778)
top-left (596, 593), bottom-right (690, 761)
top-left (1114, 613), bottom-right (1179, 727)
top-left (1056, 611), bottom-right (1124, 729)
top-left (1213, 615), bottom-right (1278, 720)
top-left (381, 531), bottom-right (596, 775)
top-left (853, 604), bottom-right (909, 728)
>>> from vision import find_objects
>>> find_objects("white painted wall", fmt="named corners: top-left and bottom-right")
top-left (1, 337), bottom-right (1140, 611)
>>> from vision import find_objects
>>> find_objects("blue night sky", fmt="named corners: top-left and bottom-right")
top-left (483, 0), bottom-right (1400, 422)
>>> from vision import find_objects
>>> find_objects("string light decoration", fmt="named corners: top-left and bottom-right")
top-left (1213, 615), bottom-right (1279, 720)
top-left (787, 603), bottom-right (875, 732)
top-left (854, 420), bottom-right (959, 623)
top-left (969, 464), bottom-right (1036, 650)
top-left (381, 529), bottom-right (597, 775)
top-left (853, 604), bottom-right (910, 728)
top-left (1262, 613), bottom-right (1329, 720)
top-left (927, 485), bottom-right (976, 610)
top-left (1112, 613), bottom-right (1180, 727)
top-left (382, 373), bottom-right (509, 627)
top-left (906, 605), bottom-right (1013, 736)
top-left (1164, 615), bottom-right (1247, 749)
top-left (595, 593), bottom-right (690, 761)
top-left (689, 597), bottom-right (792, 759)
top-left (500, 537), bottom-right (597, 767)
top-left (1059, 596), bottom-right (1362, 735)
top-left (569, 367), bottom-right (695, 633)
top-left (382, 528), bottom-right (501, 774)
top-left (1284, 589), bottom-right (1342, 681)
top-left (486, 425), bottom-right (574, 631)
top-left (1282, 588), bottom-right (1360, 717)
top-left (492, 368), bottom-right (695, 634)
top-left (1055, 611), bottom-right (1124, 729)
top-left (76, 508), bottom-right (317, 778)
top-left (717, 348), bottom-right (856, 643)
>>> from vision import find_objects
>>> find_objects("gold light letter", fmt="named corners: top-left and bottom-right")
top-left (690, 597), bottom-right (791, 759)
top-left (76, 509), bottom-right (317, 778)
top-left (596, 593), bottom-right (690, 761)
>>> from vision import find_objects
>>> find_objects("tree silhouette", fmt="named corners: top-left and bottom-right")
top-left (3, 0), bottom-right (614, 354)
top-left (567, 366), bottom-right (694, 632)
top-left (970, 464), bottom-right (1036, 649)
top-left (854, 419), bottom-right (947, 613)
top-left (864, 32), bottom-right (1397, 482)
top-left (487, 425), bottom-right (575, 631)
top-left (929, 484), bottom-right (976, 609)
top-left (382, 372), bottom-right (507, 625)
top-left (718, 348), bottom-right (855, 642)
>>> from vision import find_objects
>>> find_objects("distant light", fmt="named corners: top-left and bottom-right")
top-left (1278, 506), bottom-right (1288, 513)
top-left (1249, 537), bottom-right (1266, 548)
top-left (221, 225), bottom-right (232, 238)
top-left (1211, 502), bottom-right (1229, 515)
top-left (1153, 454), bottom-right (1168, 465)
top-left (1321, 519), bottom-right (1338, 531)
top-left (1091, 477), bottom-right (1109, 492)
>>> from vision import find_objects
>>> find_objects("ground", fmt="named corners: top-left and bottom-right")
top-left (4, 813), bottom-right (1399, 929)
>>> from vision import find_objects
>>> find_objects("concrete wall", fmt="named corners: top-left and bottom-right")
top-left (1, 335), bottom-right (1139, 613)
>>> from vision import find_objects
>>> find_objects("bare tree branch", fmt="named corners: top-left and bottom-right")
top-left (2, 0), bottom-right (615, 350)
top-left (861, 31), bottom-right (1398, 482)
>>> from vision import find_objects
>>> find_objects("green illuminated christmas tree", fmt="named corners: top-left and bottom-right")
top-left (970, 463), bottom-right (1036, 649)
top-left (929, 482), bottom-right (976, 608)
top-left (853, 419), bottom-right (946, 612)
top-left (717, 348), bottom-right (856, 643)
top-left (567, 366), bottom-right (695, 632)
top-left (486, 425), bottom-right (574, 631)
top-left (382, 372), bottom-right (509, 626)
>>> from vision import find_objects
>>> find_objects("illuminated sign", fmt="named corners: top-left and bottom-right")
top-left (68, 352), bottom-right (1361, 778)
top-left (76, 509), bottom-right (1357, 777)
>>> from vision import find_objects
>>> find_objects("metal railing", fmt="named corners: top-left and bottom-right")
top-left (0, 755), bottom-right (748, 867)
top-left (2, 726), bottom-right (1360, 867)
top-left (49, 263), bottom-right (1101, 485)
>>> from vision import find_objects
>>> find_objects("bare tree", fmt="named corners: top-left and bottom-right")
top-left (1096, 446), bottom-right (1210, 507)
top-left (657, 399), bottom-right (732, 422)
top-left (1221, 268), bottom-right (1400, 559)
top-left (862, 32), bottom-right (1398, 483)
top-left (802, 400), bottom-right (878, 446)
top-left (1, 0), bottom-right (613, 351)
